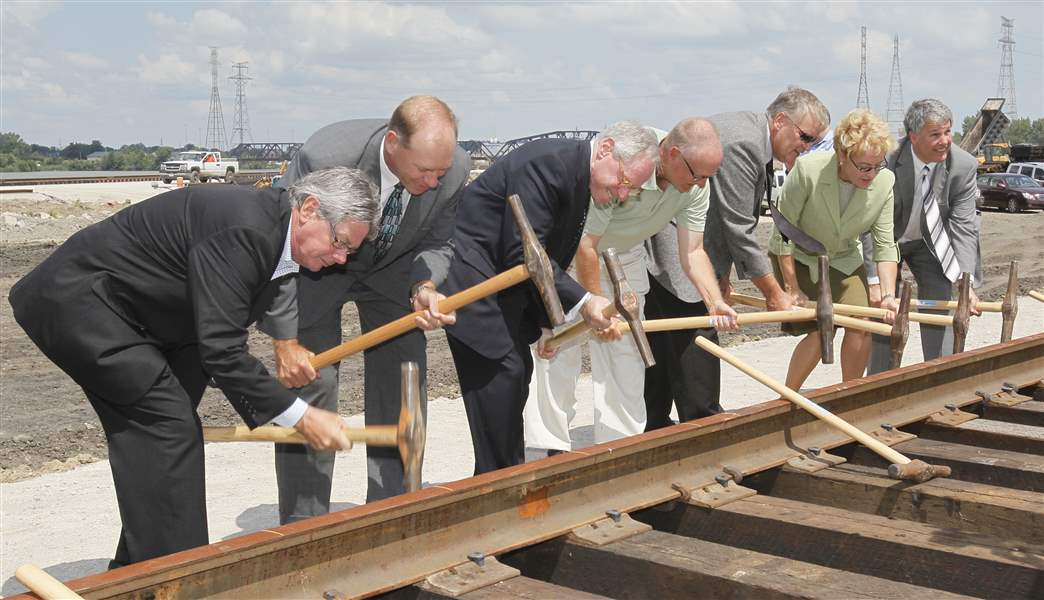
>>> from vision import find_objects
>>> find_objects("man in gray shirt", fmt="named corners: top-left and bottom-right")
top-left (645, 87), bottom-right (830, 428)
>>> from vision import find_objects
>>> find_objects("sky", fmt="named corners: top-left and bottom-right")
top-left (2, 1), bottom-right (1041, 149)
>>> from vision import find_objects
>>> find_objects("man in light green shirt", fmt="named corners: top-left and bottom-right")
top-left (524, 118), bottom-right (737, 453)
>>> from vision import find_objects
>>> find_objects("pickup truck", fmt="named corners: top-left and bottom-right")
top-left (159, 151), bottom-right (239, 183)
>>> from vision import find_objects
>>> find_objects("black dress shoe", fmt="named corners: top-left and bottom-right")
top-left (547, 449), bottom-right (565, 457)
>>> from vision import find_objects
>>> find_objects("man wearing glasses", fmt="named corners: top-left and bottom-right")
top-left (644, 87), bottom-right (831, 430)
top-left (259, 96), bottom-right (471, 523)
top-left (524, 118), bottom-right (738, 455)
top-left (866, 99), bottom-right (982, 373)
top-left (9, 167), bottom-right (378, 567)
top-left (442, 121), bottom-right (657, 474)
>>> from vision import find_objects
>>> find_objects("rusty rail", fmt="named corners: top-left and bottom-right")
top-left (11, 333), bottom-right (1044, 599)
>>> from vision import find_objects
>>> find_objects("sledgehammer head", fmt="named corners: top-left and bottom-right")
top-left (602, 248), bottom-right (655, 368)
top-left (816, 255), bottom-right (835, 364)
top-left (397, 361), bottom-right (425, 493)
top-left (1001, 260), bottom-right (1018, 343)
top-left (889, 282), bottom-right (911, 370)
top-left (507, 194), bottom-right (566, 328)
top-left (953, 273), bottom-right (971, 354)
top-left (888, 459), bottom-right (952, 482)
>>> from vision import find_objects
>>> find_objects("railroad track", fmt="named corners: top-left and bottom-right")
top-left (11, 333), bottom-right (1044, 599)
top-left (0, 172), bottom-right (277, 187)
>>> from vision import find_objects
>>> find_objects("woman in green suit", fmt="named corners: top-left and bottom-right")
top-left (768, 109), bottom-right (900, 390)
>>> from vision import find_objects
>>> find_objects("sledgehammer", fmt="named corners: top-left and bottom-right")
top-left (694, 336), bottom-right (951, 482)
top-left (204, 362), bottom-right (426, 492)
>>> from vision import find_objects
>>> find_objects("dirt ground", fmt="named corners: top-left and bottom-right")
top-left (1, 183), bottom-right (1042, 482)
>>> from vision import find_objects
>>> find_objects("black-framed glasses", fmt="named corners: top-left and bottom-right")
top-left (327, 220), bottom-right (358, 255)
top-left (852, 159), bottom-right (888, 174)
top-left (680, 153), bottom-right (717, 184)
top-left (782, 113), bottom-right (819, 145)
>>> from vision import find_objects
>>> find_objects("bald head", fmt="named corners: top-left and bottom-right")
top-left (384, 95), bottom-right (459, 195)
top-left (661, 117), bottom-right (722, 192)
top-left (388, 95), bottom-right (458, 146)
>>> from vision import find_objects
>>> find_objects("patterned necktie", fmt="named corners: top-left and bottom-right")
top-left (373, 184), bottom-right (404, 261)
top-left (920, 165), bottom-right (961, 282)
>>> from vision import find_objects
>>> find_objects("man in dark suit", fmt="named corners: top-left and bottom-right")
top-left (443, 121), bottom-right (658, 474)
top-left (9, 167), bottom-right (378, 567)
top-left (258, 96), bottom-right (471, 521)
top-left (867, 99), bottom-right (982, 372)
top-left (644, 87), bottom-right (831, 427)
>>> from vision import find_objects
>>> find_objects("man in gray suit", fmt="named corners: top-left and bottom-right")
top-left (645, 87), bottom-right (830, 428)
top-left (867, 99), bottom-right (981, 373)
top-left (260, 96), bottom-right (471, 523)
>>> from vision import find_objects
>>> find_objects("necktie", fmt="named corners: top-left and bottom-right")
top-left (373, 184), bottom-right (404, 261)
top-left (761, 160), bottom-right (774, 217)
top-left (920, 165), bottom-right (961, 282)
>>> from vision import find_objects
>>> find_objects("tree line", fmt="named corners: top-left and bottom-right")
top-left (4, 117), bottom-right (1044, 173)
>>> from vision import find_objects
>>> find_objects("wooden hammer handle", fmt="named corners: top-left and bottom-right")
top-left (203, 424), bottom-right (398, 447)
top-left (832, 314), bottom-right (893, 336)
top-left (808, 301), bottom-right (952, 328)
top-left (693, 337), bottom-right (910, 466)
top-left (913, 299), bottom-right (1002, 313)
top-left (15, 564), bottom-right (85, 600)
top-left (542, 302), bottom-right (620, 352)
top-left (311, 265), bottom-right (529, 369)
top-left (1029, 290), bottom-right (1044, 303)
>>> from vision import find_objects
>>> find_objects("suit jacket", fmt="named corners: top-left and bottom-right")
top-left (266, 119), bottom-right (472, 336)
top-left (647, 111), bottom-right (773, 302)
top-left (864, 138), bottom-right (981, 284)
top-left (9, 186), bottom-right (295, 427)
top-left (443, 138), bottom-right (591, 359)
top-left (768, 152), bottom-right (898, 281)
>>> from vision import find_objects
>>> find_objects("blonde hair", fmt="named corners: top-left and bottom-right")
top-left (833, 109), bottom-right (895, 158)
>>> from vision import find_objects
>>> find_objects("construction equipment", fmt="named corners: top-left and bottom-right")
top-left (977, 142), bottom-right (1010, 174)
top-left (958, 98), bottom-right (1010, 156)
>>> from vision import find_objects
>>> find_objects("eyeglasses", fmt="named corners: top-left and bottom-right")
top-left (852, 159), bottom-right (888, 174)
top-left (782, 113), bottom-right (820, 145)
top-left (680, 152), bottom-right (717, 184)
top-left (327, 220), bottom-right (358, 255)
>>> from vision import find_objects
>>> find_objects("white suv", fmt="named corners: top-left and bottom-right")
top-left (1007, 162), bottom-right (1044, 186)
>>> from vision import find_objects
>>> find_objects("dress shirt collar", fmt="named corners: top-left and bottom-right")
top-left (271, 219), bottom-right (299, 280)
top-left (911, 146), bottom-right (936, 180)
top-left (379, 136), bottom-right (401, 201)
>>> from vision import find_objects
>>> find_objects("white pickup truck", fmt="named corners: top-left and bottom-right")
top-left (159, 151), bottom-right (239, 183)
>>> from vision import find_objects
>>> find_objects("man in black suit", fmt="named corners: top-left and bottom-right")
top-left (258, 96), bottom-right (471, 521)
top-left (443, 121), bottom-right (659, 474)
top-left (9, 167), bottom-right (378, 568)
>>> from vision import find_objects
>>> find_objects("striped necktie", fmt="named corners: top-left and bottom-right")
top-left (920, 165), bottom-right (961, 282)
top-left (373, 184), bottom-right (404, 261)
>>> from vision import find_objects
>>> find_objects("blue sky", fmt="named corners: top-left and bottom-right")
top-left (2, 1), bottom-right (1041, 148)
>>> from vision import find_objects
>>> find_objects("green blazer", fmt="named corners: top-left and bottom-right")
top-left (768, 151), bottom-right (899, 281)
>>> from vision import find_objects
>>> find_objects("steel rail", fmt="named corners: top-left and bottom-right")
top-left (14, 333), bottom-right (1044, 600)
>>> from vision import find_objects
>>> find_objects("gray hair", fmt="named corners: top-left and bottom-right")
top-left (766, 86), bottom-right (831, 130)
top-left (665, 117), bottom-right (721, 156)
top-left (903, 99), bottom-right (952, 134)
top-left (595, 120), bottom-right (659, 166)
top-left (288, 167), bottom-right (380, 240)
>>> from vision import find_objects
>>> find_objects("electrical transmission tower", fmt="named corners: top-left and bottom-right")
top-left (885, 34), bottom-right (905, 140)
top-left (856, 26), bottom-right (870, 110)
top-left (997, 16), bottom-right (1017, 119)
top-left (229, 61), bottom-right (253, 146)
top-left (205, 47), bottom-right (228, 151)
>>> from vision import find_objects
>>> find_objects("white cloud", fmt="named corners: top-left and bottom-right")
top-left (0, 0), bottom-right (60, 30)
top-left (61, 51), bottom-right (108, 70)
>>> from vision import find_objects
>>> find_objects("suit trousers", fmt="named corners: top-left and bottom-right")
top-left (86, 343), bottom-right (210, 569)
top-left (524, 246), bottom-right (649, 449)
top-left (868, 240), bottom-right (954, 374)
top-left (447, 331), bottom-right (532, 474)
top-left (275, 281), bottom-right (427, 524)
top-left (643, 274), bottom-right (721, 430)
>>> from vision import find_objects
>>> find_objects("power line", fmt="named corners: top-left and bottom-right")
top-left (229, 61), bottom-right (253, 146)
top-left (205, 47), bottom-right (228, 151)
top-left (886, 34), bottom-right (905, 140)
top-left (997, 16), bottom-right (1018, 119)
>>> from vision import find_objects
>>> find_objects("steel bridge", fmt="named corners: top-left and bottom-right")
top-left (226, 130), bottom-right (600, 164)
